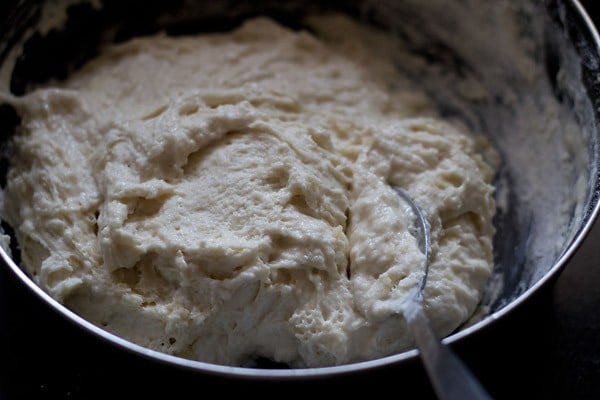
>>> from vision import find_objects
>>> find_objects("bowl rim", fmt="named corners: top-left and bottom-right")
top-left (0, 0), bottom-right (599, 379)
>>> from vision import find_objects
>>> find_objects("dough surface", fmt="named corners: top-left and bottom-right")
top-left (1, 15), bottom-right (497, 367)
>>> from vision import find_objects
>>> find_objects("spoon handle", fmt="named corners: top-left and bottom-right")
top-left (408, 304), bottom-right (493, 400)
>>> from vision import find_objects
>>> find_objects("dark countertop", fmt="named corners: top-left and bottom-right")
top-left (1, 3), bottom-right (600, 400)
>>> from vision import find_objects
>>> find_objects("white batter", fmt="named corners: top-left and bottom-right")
top-left (1, 15), bottom-right (497, 367)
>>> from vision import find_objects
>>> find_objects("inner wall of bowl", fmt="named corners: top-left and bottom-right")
top-left (0, 0), bottom-right (597, 319)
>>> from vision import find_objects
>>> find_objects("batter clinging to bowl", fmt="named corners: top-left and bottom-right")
top-left (0, 14), bottom-right (497, 367)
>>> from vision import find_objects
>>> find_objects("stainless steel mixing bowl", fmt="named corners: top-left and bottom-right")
top-left (0, 0), bottom-right (598, 380)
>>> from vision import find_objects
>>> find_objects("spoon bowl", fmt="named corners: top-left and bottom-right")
top-left (392, 186), bottom-right (492, 400)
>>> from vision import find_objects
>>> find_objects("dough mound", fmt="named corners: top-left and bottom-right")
top-left (2, 15), bottom-right (497, 367)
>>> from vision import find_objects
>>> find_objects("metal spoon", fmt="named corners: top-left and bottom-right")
top-left (392, 186), bottom-right (493, 400)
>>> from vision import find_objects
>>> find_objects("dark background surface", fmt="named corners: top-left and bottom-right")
top-left (1, 1), bottom-right (600, 399)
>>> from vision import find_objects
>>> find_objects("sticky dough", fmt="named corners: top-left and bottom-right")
top-left (1, 15), bottom-right (497, 367)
